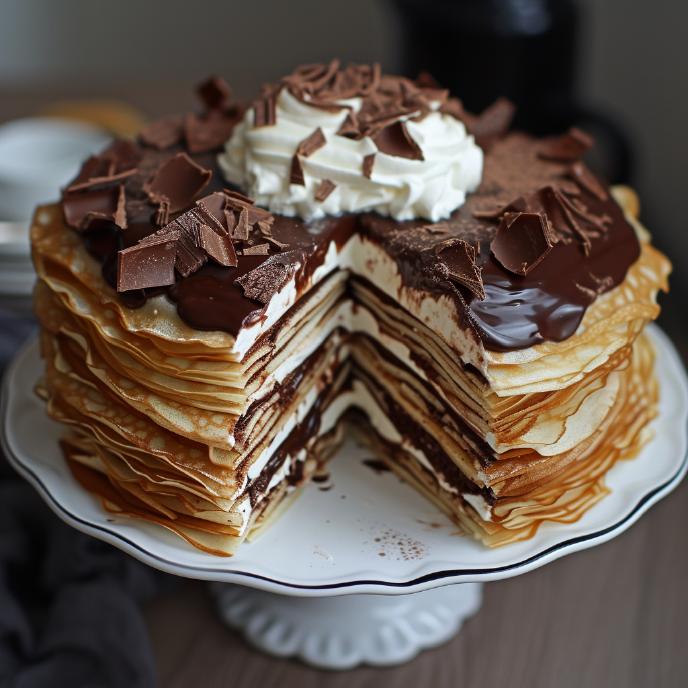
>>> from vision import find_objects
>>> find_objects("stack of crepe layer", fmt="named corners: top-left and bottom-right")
top-left (32, 206), bottom-right (352, 555)
top-left (31, 186), bottom-right (670, 554)
top-left (341, 190), bottom-right (669, 545)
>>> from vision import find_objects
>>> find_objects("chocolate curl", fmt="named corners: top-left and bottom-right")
top-left (491, 212), bottom-right (554, 276)
top-left (434, 238), bottom-right (485, 300)
top-left (315, 179), bottom-right (336, 202)
top-left (373, 121), bottom-right (424, 160)
top-left (362, 154), bottom-right (375, 179)
top-left (143, 152), bottom-right (211, 213)
top-left (62, 185), bottom-right (128, 233)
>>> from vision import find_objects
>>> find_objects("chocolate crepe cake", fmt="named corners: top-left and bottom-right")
top-left (30, 63), bottom-right (671, 555)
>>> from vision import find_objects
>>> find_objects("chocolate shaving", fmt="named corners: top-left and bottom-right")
top-left (336, 112), bottom-right (360, 138)
top-left (233, 207), bottom-right (251, 241)
top-left (154, 200), bottom-right (170, 227)
top-left (63, 185), bottom-right (127, 232)
top-left (198, 223), bottom-right (237, 266)
top-left (143, 152), bottom-right (211, 213)
top-left (257, 220), bottom-right (272, 236)
top-left (373, 121), bottom-right (424, 160)
top-left (196, 192), bottom-right (229, 231)
top-left (315, 179), bottom-right (336, 202)
top-left (296, 128), bottom-right (327, 157)
top-left (242, 243), bottom-right (270, 256)
top-left (253, 97), bottom-right (276, 128)
top-left (362, 154), bottom-right (375, 179)
top-left (491, 212), bottom-right (554, 276)
top-left (473, 184), bottom-right (611, 253)
top-left (184, 112), bottom-right (236, 154)
top-left (435, 238), bottom-right (485, 300)
top-left (264, 236), bottom-right (289, 251)
top-left (290, 154), bottom-right (305, 186)
top-left (234, 253), bottom-right (302, 304)
top-left (65, 167), bottom-right (136, 194)
top-left (139, 115), bottom-right (184, 150)
top-left (567, 161), bottom-right (608, 200)
top-left (117, 236), bottom-right (178, 291)
top-left (197, 75), bottom-right (232, 112)
top-left (467, 97), bottom-right (516, 151)
top-left (539, 127), bottom-right (594, 161)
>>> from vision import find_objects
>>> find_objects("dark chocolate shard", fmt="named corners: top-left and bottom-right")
top-left (196, 192), bottom-right (229, 231)
top-left (539, 127), bottom-right (594, 161)
top-left (296, 128), bottom-right (327, 157)
top-left (173, 232), bottom-right (208, 277)
top-left (264, 236), bottom-right (290, 251)
top-left (117, 236), bottom-right (177, 291)
top-left (154, 200), bottom-right (170, 227)
top-left (491, 212), bottom-right (554, 276)
top-left (257, 220), bottom-right (272, 236)
top-left (236, 261), bottom-right (286, 303)
top-left (290, 154), bottom-right (305, 186)
top-left (139, 115), bottom-right (184, 150)
top-left (65, 167), bottom-right (136, 193)
top-left (197, 75), bottom-right (232, 112)
top-left (235, 253), bottom-right (302, 304)
top-left (143, 152), bottom-right (211, 213)
top-left (468, 97), bottom-right (516, 151)
top-left (336, 111), bottom-right (360, 138)
top-left (63, 185), bottom-right (127, 232)
top-left (253, 97), bottom-right (277, 128)
top-left (199, 223), bottom-right (237, 267)
top-left (373, 121), bottom-right (424, 160)
top-left (315, 179), bottom-right (336, 202)
top-left (434, 238), bottom-right (485, 300)
top-left (567, 161), bottom-right (608, 200)
top-left (472, 184), bottom-right (610, 252)
top-left (232, 207), bottom-right (251, 241)
top-left (362, 153), bottom-right (375, 179)
top-left (184, 112), bottom-right (236, 154)
top-left (242, 243), bottom-right (271, 256)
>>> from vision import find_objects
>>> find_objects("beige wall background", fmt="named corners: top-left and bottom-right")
top-left (0, 0), bottom-right (686, 293)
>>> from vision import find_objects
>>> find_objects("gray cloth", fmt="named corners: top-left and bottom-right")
top-left (0, 309), bottom-right (175, 687)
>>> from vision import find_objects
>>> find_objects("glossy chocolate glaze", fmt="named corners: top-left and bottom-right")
top-left (358, 134), bottom-right (640, 351)
top-left (75, 133), bottom-right (639, 352)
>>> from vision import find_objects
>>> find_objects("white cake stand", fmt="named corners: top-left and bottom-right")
top-left (3, 324), bottom-right (687, 670)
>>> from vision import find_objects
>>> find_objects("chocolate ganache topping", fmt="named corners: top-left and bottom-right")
top-left (59, 67), bottom-right (640, 352)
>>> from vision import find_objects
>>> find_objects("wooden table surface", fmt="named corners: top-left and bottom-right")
top-left (3, 89), bottom-right (687, 688)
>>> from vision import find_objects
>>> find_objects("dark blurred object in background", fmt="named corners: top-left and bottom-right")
top-left (393, 0), bottom-right (632, 184)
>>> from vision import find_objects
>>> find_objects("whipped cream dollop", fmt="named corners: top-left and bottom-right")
top-left (218, 87), bottom-right (483, 222)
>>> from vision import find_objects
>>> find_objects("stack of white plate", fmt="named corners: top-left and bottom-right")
top-left (0, 221), bottom-right (34, 299)
top-left (0, 117), bottom-right (111, 312)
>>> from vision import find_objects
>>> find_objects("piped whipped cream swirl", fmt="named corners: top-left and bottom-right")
top-left (218, 86), bottom-right (483, 222)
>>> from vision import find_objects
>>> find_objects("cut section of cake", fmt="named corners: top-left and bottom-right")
top-left (30, 64), bottom-right (670, 554)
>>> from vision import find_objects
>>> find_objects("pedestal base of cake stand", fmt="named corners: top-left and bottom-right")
top-left (210, 582), bottom-right (483, 670)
